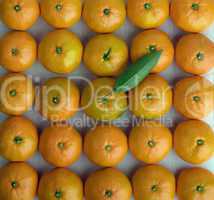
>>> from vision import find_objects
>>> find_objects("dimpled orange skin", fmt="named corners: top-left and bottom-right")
top-left (171, 0), bottom-right (214, 33)
top-left (0, 73), bottom-right (35, 115)
top-left (132, 165), bottom-right (175, 200)
top-left (85, 168), bottom-right (132, 200)
top-left (0, 116), bottom-right (38, 161)
top-left (40, 77), bottom-right (80, 121)
top-left (83, 0), bottom-right (126, 33)
top-left (81, 78), bottom-right (128, 121)
top-left (127, 0), bottom-right (169, 29)
top-left (0, 0), bottom-right (39, 30)
top-left (40, 0), bottom-right (82, 28)
top-left (174, 76), bottom-right (214, 120)
top-left (38, 168), bottom-right (83, 200)
top-left (131, 29), bottom-right (174, 73)
top-left (129, 74), bottom-right (172, 119)
top-left (39, 125), bottom-right (82, 167)
top-left (0, 162), bottom-right (38, 200)
top-left (83, 34), bottom-right (128, 76)
top-left (38, 30), bottom-right (83, 74)
top-left (0, 31), bottom-right (37, 72)
top-left (174, 120), bottom-right (214, 164)
top-left (176, 34), bottom-right (214, 75)
top-left (129, 121), bottom-right (172, 164)
top-left (84, 125), bottom-right (128, 167)
top-left (177, 167), bottom-right (214, 200)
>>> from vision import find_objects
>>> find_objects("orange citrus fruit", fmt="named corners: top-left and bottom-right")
top-left (129, 74), bottom-right (172, 119)
top-left (83, 34), bottom-right (128, 76)
top-left (85, 168), bottom-right (132, 200)
top-left (174, 120), bottom-right (214, 164)
top-left (170, 0), bottom-right (214, 32)
top-left (132, 165), bottom-right (175, 200)
top-left (40, 77), bottom-right (80, 121)
top-left (0, 31), bottom-right (37, 72)
top-left (40, 0), bottom-right (82, 28)
top-left (0, 0), bottom-right (39, 30)
top-left (176, 33), bottom-right (214, 75)
top-left (177, 167), bottom-right (214, 200)
top-left (81, 78), bottom-right (128, 121)
top-left (174, 76), bottom-right (214, 119)
top-left (127, 0), bottom-right (169, 29)
top-left (82, 0), bottom-right (126, 33)
top-left (38, 168), bottom-right (83, 200)
top-left (129, 121), bottom-right (172, 164)
top-left (0, 162), bottom-right (38, 200)
top-left (38, 29), bottom-right (83, 74)
top-left (84, 125), bottom-right (128, 167)
top-left (131, 29), bottom-right (174, 73)
top-left (0, 116), bottom-right (38, 161)
top-left (0, 73), bottom-right (35, 115)
top-left (39, 125), bottom-right (82, 167)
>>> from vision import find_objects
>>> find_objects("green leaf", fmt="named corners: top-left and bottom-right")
top-left (113, 50), bottom-right (162, 93)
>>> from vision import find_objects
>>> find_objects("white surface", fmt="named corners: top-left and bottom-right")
top-left (0, 15), bottom-right (214, 200)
